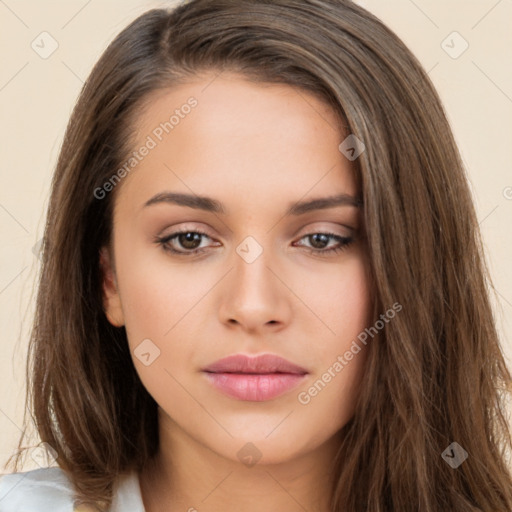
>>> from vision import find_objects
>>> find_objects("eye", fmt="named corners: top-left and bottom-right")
top-left (154, 228), bottom-right (216, 256)
top-left (294, 232), bottom-right (354, 256)
top-left (154, 229), bottom-right (354, 257)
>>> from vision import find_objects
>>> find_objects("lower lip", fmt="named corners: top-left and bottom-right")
top-left (203, 372), bottom-right (307, 401)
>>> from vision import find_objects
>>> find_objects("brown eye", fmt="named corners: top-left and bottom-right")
top-left (155, 229), bottom-right (215, 255)
top-left (308, 233), bottom-right (331, 249)
top-left (177, 232), bottom-right (203, 250)
top-left (295, 232), bottom-right (354, 255)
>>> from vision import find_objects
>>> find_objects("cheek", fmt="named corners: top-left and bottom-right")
top-left (113, 235), bottom-right (204, 341)
top-left (330, 264), bottom-right (372, 342)
top-left (297, 254), bottom-right (372, 415)
top-left (113, 248), bottom-right (198, 399)
top-left (305, 252), bottom-right (372, 356)
top-left (117, 270), bottom-right (169, 342)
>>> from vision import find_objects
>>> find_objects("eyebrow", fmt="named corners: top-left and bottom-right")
top-left (143, 191), bottom-right (363, 215)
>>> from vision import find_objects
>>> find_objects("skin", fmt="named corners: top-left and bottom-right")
top-left (100, 71), bottom-right (374, 512)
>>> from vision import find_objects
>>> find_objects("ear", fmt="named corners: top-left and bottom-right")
top-left (99, 246), bottom-right (125, 327)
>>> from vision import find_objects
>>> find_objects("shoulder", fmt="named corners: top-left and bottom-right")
top-left (0, 466), bottom-right (76, 512)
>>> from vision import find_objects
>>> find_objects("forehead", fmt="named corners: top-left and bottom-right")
top-left (115, 72), bottom-right (358, 215)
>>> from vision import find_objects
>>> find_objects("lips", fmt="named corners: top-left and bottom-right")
top-left (202, 353), bottom-right (308, 401)
top-left (202, 353), bottom-right (308, 375)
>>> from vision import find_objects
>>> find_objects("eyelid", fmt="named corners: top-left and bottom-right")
top-left (295, 222), bottom-right (355, 238)
top-left (158, 222), bottom-right (215, 237)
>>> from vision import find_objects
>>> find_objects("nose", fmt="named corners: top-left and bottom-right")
top-left (217, 241), bottom-right (292, 334)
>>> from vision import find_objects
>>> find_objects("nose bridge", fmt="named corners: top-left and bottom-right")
top-left (232, 234), bottom-right (273, 295)
top-left (218, 233), bottom-right (289, 330)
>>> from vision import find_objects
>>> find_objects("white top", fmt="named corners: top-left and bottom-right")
top-left (0, 466), bottom-right (145, 511)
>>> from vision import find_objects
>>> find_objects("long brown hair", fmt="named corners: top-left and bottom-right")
top-left (5, 0), bottom-right (512, 510)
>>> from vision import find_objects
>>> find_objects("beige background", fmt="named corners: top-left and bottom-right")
top-left (1, 0), bottom-right (511, 472)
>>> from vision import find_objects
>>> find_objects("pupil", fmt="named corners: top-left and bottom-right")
top-left (180, 232), bottom-right (201, 249)
top-left (311, 233), bottom-right (328, 249)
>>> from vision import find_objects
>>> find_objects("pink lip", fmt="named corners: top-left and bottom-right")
top-left (202, 354), bottom-right (308, 401)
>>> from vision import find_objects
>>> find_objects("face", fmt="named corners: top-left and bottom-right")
top-left (101, 72), bottom-right (373, 465)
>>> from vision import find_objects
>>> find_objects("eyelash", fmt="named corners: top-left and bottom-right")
top-left (153, 228), bottom-right (354, 257)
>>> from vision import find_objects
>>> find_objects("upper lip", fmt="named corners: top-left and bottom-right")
top-left (202, 354), bottom-right (308, 374)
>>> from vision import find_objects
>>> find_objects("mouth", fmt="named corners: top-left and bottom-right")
top-left (201, 353), bottom-right (308, 401)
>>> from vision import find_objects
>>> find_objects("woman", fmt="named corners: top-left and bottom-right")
top-left (1, 0), bottom-right (511, 510)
